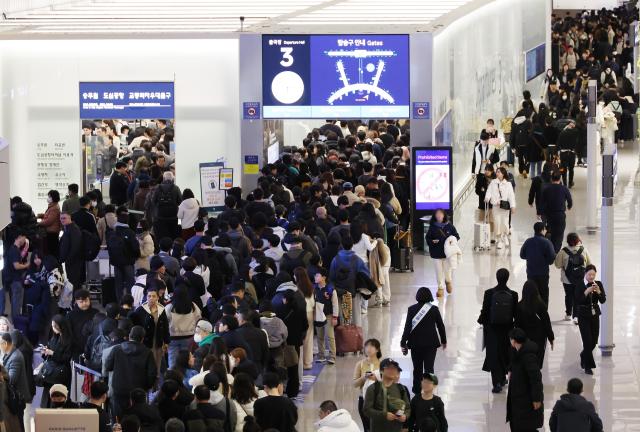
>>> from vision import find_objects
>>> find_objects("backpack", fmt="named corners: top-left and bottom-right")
top-left (564, 246), bottom-right (585, 284)
top-left (490, 290), bottom-right (514, 325)
top-left (106, 229), bottom-right (139, 267)
top-left (333, 255), bottom-right (357, 297)
top-left (82, 230), bottom-right (101, 261)
top-left (87, 326), bottom-right (112, 372)
top-left (156, 184), bottom-right (178, 219)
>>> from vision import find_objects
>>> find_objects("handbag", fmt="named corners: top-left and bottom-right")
top-left (498, 184), bottom-right (511, 210)
top-left (34, 360), bottom-right (69, 387)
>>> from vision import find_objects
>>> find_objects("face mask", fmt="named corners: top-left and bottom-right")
top-left (194, 333), bottom-right (203, 343)
top-left (47, 196), bottom-right (53, 204)
top-left (562, 95), bottom-right (568, 100)
top-left (51, 402), bottom-right (66, 408)
top-left (128, 164), bottom-right (134, 170)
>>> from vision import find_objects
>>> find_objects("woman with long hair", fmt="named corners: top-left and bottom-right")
top-left (178, 188), bottom-right (201, 240)
top-left (425, 209), bottom-right (460, 297)
top-left (37, 189), bottom-right (62, 259)
top-left (294, 267), bottom-right (315, 370)
top-left (515, 281), bottom-right (555, 368)
top-left (40, 314), bottom-right (73, 408)
top-left (165, 284), bottom-right (201, 369)
top-left (353, 339), bottom-right (382, 432)
top-left (484, 167), bottom-right (516, 249)
top-left (231, 372), bottom-right (264, 432)
top-left (135, 219), bottom-right (154, 271)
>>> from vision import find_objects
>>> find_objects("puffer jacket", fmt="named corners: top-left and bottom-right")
top-left (177, 197), bottom-right (200, 230)
top-left (165, 302), bottom-right (202, 338)
top-left (315, 409), bottom-right (360, 432)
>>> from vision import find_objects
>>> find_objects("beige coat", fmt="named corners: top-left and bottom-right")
top-left (135, 232), bottom-right (155, 271)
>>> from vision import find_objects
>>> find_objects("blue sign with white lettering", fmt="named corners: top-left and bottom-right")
top-left (79, 82), bottom-right (175, 119)
top-left (412, 102), bottom-right (430, 120)
top-left (243, 102), bottom-right (261, 120)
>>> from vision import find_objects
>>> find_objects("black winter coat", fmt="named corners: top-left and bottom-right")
top-left (236, 323), bottom-right (270, 371)
top-left (549, 393), bottom-right (603, 432)
top-left (515, 302), bottom-right (554, 368)
top-left (478, 285), bottom-right (518, 372)
top-left (506, 340), bottom-right (544, 430)
top-left (401, 303), bottom-right (446, 350)
top-left (132, 304), bottom-right (170, 349)
top-left (72, 208), bottom-right (98, 235)
top-left (59, 223), bottom-right (85, 285)
top-left (104, 341), bottom-right (157, 395)
top-left (425, 223), bottom-right (459, 259)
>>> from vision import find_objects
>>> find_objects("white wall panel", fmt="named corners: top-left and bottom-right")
top-left (0, 38), bottom-right (240, 211)
top-left (433, 0), bottom-right (548, 196)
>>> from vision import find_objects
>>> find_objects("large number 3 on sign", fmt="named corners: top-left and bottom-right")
top-left (280, 47), bottom-right (294, 67)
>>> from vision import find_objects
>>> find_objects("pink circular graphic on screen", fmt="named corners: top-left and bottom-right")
top-left (417, 167), bottom-right (448, 202)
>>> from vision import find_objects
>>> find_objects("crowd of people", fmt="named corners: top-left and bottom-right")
top-left (0, 6), bottom-right (636, 432)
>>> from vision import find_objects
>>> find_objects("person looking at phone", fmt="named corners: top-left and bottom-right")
top-left (353, 339), bottom-right (382, 432)
top-left (363, 358), bottom-right (411, 432)
top-left (574, 265), bottom-right (606, 375)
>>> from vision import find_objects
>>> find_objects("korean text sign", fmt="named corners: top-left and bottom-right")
top-left (79, 82), bottom-right (175, 119)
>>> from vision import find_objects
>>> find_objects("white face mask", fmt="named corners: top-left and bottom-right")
top-left (128, 164), bottom-right (134, 170)
top-left (193, 333), bottom-right (203, 343)
top-left (562, 95), bottom-right (568, 100)
top-left (91, 201), bottom-right (97, 207)
top-left (47, 196), bottom-right (53, 204)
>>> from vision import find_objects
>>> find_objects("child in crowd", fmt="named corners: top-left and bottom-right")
top-left (314, 268), bottom-right (339, 364)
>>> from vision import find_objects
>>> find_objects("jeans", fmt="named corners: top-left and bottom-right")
top-left (11, 280), bottom-right (24, 320)
top-left (317, 321), bottom-right (336, 362)
top-left (434, 259), bottom-right (452, 290)
top-left (114, 265), bottom-right (135, 302)
top-left (168, 338), bottom-right (192, 369)
top-left (529, 161), bottom-right (543, 178)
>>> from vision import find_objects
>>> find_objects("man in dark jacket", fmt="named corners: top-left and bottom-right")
top-left (541, 173), bottom-right (573, 253)
top-left (271, 275), bottom-right (308, 398)
top-left (104, 326), bottom-right (157, 420)
top-left (59, 211), bottom-right (86, 291)
top-left (152, 171), bottom-right (182, 241)
top-left (520, 222), bottom-right (556, 305)
top-left (245, 188), bottom-right (275, 220)
top-left (216, 315), bottom-right (253, 358)
top-left (107, 207), bottom-right (140, 302)
top-left (72, 196), bottom-right (98, 235)
top-left (280, 236), bottom-right (311, 277)
top-left (478, 268), bottom-right (519, 394)
top-left (236, 308), bottom-right (270, 373)
top-left (66, 289), bottom-right (99, 361)
top-left (549, 378), bottom-right (603, 432)
top-left (0, 333), bottom-right (31, 405)
top-left (183, 385), bottom-right (226, 432)
top-left (527, 163), bottom-right (555, 219)
top-left (506, 328), bottom-right (544, 432)
top-left (123, 388), bottom-right (164, 432)
top-left (79, 381), bottom-right (111, 432)
top-left (109, 162), bottom-right (131, 206)
top-left (557, 122), bottom-right (578, 188)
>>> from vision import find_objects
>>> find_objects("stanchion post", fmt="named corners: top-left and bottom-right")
top-left (586, 80), bottom-right (599, 233)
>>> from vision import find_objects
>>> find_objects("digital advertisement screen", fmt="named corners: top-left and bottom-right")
top-left (79, 82), bottom-right (175, 119)
top-left (525, 43), bottom-right (546, 82)
top-left (414, 148), bottom-right (453, 211)
top-left (262, 34), bottom-right (410, 119)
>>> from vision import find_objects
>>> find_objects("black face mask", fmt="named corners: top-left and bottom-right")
top-left (51, 401), bottom-right (66, 408)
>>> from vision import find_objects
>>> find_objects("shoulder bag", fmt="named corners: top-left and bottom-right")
top-left (498, 183), bottom-right (511, 210)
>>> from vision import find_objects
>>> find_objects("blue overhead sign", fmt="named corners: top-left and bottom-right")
top-left (79, 82), bottom-right (175, 119)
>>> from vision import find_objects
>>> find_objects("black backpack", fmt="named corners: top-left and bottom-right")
top-left (106, 229), bottom-right (139, 267)
top-left (82, 230), bottom-right (101, 261)
top-left (564, 246), bottom-right (585, 284)
top-left (156, 185), bottom-right (178, 219)
top-left (333, 255), bottom-right (357, 297)
top-left (490, 290), bottom-right (514, 325)
top-left (87, 326), bottom-right (112, 372)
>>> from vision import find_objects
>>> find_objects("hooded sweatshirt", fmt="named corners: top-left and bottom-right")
top-left (315, 409), bottom-right (361, 432)
top-left (165, 302), bottom-right (202, 338)
top-left (178, 197), bottom-right (200, 230)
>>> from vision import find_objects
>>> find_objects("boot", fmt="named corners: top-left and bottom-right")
top-left (445, 281), bottom-right (452, 294)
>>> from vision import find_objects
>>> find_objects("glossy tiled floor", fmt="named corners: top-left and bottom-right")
top-left (298, 143), bottom-right (640, 432)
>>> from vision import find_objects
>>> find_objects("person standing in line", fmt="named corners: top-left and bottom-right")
top-left (294, 267), bottom-right (316, 371)
top-left (574, 265), bottom-right (606, 375)
top-left (400, 287), bottom-right (447, 395)
top-left (484, 167), bottom-right (516, 249)
top-left (540, 172), bottom-right (573, 253)
top-left (353, 339), bottom-right (382, 432)
top-left (520, 222), bottom-right (556, 306)
top-left (549, 378), bottom-right (603, 432)
top-left (506, 328), bottom-right (544, 432)
top-left (37, 190), bottom-right (62, 259)
top-left (478, 268), bottom-right (518, 394)
top-left (4, 232), bottom-right (29, 319)
top-left (61, 183), bottom-right (81, 216)
top-left (314, 268), bottom-right (339, 365)
top-left (39, 314), bottom-right (73, 408)
top-left (556, 121), bottom-right (578, 188)
top-left (109, 162), bottom-right (131, 207)
top-left (59, 211), bottom-right (85, 291)
top-left (315, 400), bottom-right (360, 432)
top-left (406, 373), bottom-right (448, 432)
top-left (425, 209), bottom-right (460, 297)
top-left (132, 284), bottom-right (170, 379)
top-left (515, 281), bottom-right (555, 368)
top-left (253, 372), bottom-right (298, 432)
top-left (107, 206), bottom-right (140, 301)
top-left (555, 233), bottom-right (591, 323)
top-left (363, 358), bottom-right (411, 432)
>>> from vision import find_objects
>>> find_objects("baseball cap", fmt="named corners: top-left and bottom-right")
top-left (343, 182), bottom-right (354, 190)
top-left (195, 320), bottom-right (213, 333)
top-left (49, 384), bottom-right (68, 398)
top-left (203, 372), bottom-right (220, 391)
top-left (379, 358), bottom-right (402, 372)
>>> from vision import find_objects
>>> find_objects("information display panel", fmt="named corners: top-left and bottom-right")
top-left (413, 147), bottom-right (453, 212)
top-left (79, 82), bottom-right (175, 119)
top-left (263, 34), bottom-right (409, 119)
top-left (525, 44), bottom-right (545, 82)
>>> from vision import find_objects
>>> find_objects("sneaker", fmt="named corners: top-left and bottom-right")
top-left (382, 300), bottom-right (391, 307)
top-left (573, 317), bottom-right (579, 325)
top-left (496, 241), bottom-right (504, 249)
top-left (369, 301), bottom-right (382, 308)
top-left (564, 314), bottom-right (571, 321)
top-left (504, 236), bottom-right (510, 246)
top-left (316, 358), bottom-right (326, 363)
top-left (491, 385), bottom-right (503, 394)
top-left (327, 359), bottom-right (336, 365)
top-left (361, 309), bottom-right (368, 315)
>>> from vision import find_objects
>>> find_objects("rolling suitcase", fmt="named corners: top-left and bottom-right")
top-left (101, 277), bottom-right (117, 307)
top-left (474, 204), bottom-right (491, 251)
top-left (392, 247), bottom-right (414, 272)
top-left (335, 324), bottom-right (364, 355)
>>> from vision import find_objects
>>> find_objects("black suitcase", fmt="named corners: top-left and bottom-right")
top-left (391, 247), bottom-right (414, 272)
top-left (101, 277), bottom-right (117, 306)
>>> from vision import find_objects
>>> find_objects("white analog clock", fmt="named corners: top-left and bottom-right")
top-left (271, 70), bottom-right (305, 105)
